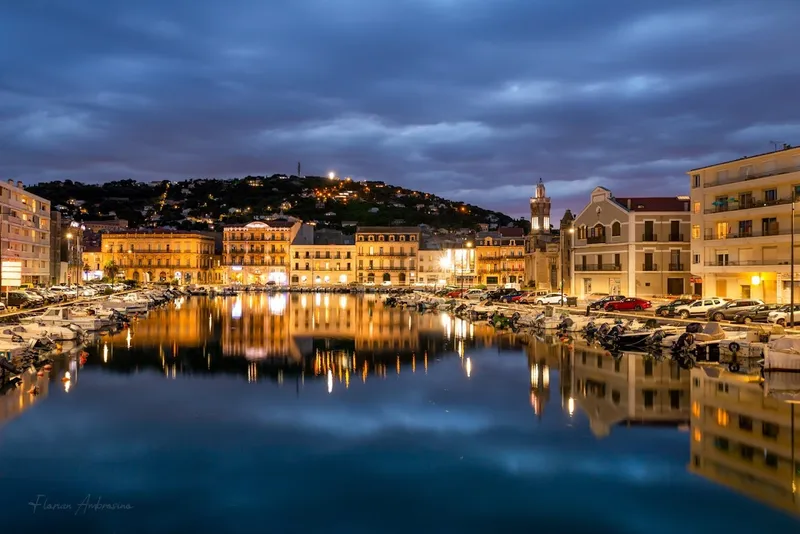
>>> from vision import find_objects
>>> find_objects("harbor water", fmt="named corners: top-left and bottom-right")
top-left (0, 293), bottom-right (798, 533)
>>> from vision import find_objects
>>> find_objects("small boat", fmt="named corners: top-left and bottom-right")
top-left (24, 307), bottom-right (105, 331)
top-left (763, 337), bottom-right (800, 372)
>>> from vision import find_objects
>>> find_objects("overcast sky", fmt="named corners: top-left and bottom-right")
top-left (2, 0), bottom-right (798, 219)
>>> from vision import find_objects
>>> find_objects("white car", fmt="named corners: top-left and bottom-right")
top-left (80, 287), bottom-right (98, 297)
top-left (767, 305), bottom-right (800, 326)
top-left (535, 293), bottom-right (569, 305)
top-left (463, 288), bottom-right (486, 300)
top-left (675, 297), bottom-right (727, 319)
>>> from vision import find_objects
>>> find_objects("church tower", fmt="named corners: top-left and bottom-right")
top-left (530, 178), bottom-right (551, 234)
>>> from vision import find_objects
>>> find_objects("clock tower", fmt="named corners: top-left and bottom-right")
top-left (530, 178), bottom-right (551, 234)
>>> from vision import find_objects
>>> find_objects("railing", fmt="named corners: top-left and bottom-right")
top-left (704, 259), bottom-right (792, 267)
top-left (668, 263), bottom-right (685, 271)
top-left (641, 234), bottom-right (658, 242)
top-left (703, 228), bottom-right (796, 240)
top-left (586, 235), bottom-right (606, 244)
top-left (668, 233), bottom-right (684, 242)
top-left (704, 196), bottom-right (793, 214)
top-left (642, 264), bottom-right (658, 271)
top-left (361, 253), bottom-right (412, 257)
top-left (575, 264), bottom-right (621, 272)
top-left (703, 163), bottom-right (800, 188)
top-left (362, 266), bottom-right (412, 271)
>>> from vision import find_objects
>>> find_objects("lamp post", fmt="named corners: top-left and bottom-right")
top-left (65, 232), bottom-right (74, 288)
top-left (791, 191), bottom-right (796, 328)
top-left (561, 227), bottom-right (574, 305)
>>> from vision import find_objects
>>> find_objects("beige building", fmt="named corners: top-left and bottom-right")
top-left (290, 228), bottom-right (356, 286)
top-left (355, 227), bottom-right (420, 286)
top-left (1, 179), bottom-right (51, 285)
top-left (99, 230), bottom-right (216, 284)
top-left (689, 367), bottom-right (800, 518)
top-left (417, 248), bottom-right (450, 286)
top-left (689, 144), bottom-right (800, 302)
top-left (476, 228), bottom-right (525, 287)
top-left (571, 187), bottom-right (692, 298)
top-left (223, 218), bottom-right (302, 285)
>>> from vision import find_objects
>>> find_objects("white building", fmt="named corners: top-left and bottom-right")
top-left (571, 187), bottom-right (692, 298)
top-left (1, 180), bottom-right (51, 286)
top-left (689, 144), bottom-right (800, 302)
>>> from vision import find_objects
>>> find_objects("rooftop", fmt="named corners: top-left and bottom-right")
top-left (356, 226), bottom-right (422, 234)
top-left (689, 144), bottom-right (798, 172)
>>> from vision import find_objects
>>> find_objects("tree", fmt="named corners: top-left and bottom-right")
top-left (104, 260), bottom-right (120, 280)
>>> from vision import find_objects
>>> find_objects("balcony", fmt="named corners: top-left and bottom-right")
top-left (361, 253), bottom-right (412, 257)
top-left (575, 264), bottom-right (621, 272)
top-left (668, 233), bottom-right (685, 242)
top-left (668, 263), bottom-right (685, 271)
top-left (704, 228), bottom-right (795, 240)
top-left (703, 196), bottom-right (794, 214)
top-left (362, 266), bottom-right (412, 271)
top-left (641, 234), bottom-right (658, 242)
top-left (703, 163), bottom-right (800, 188)
top-left (586, 235), bottom-right (607, 244)
top-left (704, 259), bottom-right (792, 267)
top-left (642, 264), bottom-right (658, 272)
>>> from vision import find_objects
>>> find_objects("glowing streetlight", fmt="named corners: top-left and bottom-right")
top-left (328, 171), bottom-right (336, 180)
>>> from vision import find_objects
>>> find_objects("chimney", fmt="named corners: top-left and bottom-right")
top-left (7, 179), bottom-right (13, 185)
top-left (627, 199), bottom-right (632, 210)
top-left (16, 181), bottom-right (22, 188)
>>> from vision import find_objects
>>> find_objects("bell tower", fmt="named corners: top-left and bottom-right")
top-left (530, 178), bottom-right (551, 234)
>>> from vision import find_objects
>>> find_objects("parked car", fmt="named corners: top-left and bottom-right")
top-left (588, 295), bottom-right (625, 311)
top-left (604, 297), bottom-right (651, 312)
top-left (534, 292), bottom-right (569, 305)
top-left (498, 291), bottom-right (524, 303)
top-left (446, 289), bottom-right (466, 298)
top-left (705, 299), bottom-right (764, 321)
top-left (768, 305), bottom-right (800, 326)
top-left (80, 287), bottom-right (98, 297)
top-left (732, 303), bottom-right (782, 324)
top-left (674, 298), bottom-right (727, 319)
top-left (654, 298), bottom-right (695, 317)
top-left (21, 290), bottom-right (45, 306)
top-left (2, 291), bottom-right (37, 309)
top-left (463, 288), bottom-right (486, 300)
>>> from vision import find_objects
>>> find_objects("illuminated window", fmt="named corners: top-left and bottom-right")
top-left (693, 202), bottom-right (701, 214)
top-left (716, 408), bottom-right (729, 427)
top-left (693, 429), bottom-right (702, 442)
top-left (692, 401), bottom-right (700, 418)
top-left (692, 225), bottom-right (700, 239)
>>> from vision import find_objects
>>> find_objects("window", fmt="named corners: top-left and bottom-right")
top-left (716, 408), bottom-right (729, 427)
top-left (669, 390), bottom-right (681, 409)
top-left (611, 390), bottom-right (621, 404)
top-left (764, 452), bottom-right (778, 469)
top-left (713, 437), bottom-right (729, 452)
top-left (764, 189), bottom-right (777, 202)
top-left (643, 390), bottom-right (655, 409)
top-left (762, 422), bottom-right (779, 439)
top-left (693, 202), bottom-right (701, 214)
top-left (693, 254), bottom-right (700, 265)
top-left (692, 225), bottom-right (700, 239)
top-left (692, 174), bottom-right (700, 188)
top-left (644, 360), bottom-right (653, 376)
top-left (611, 221), bottom-right (621, 236)
top-left (740, 446), bottom-right (755, 462)
top-left (762, 217), bottom-right (778, 236)
top-left (738, 220), bottom-right (753, 237)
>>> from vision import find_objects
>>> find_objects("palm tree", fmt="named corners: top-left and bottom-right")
top-left (104, 260), bottom-right (120, 281)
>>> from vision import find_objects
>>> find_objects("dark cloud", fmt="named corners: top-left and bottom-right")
top-left (1, 0), bottom-right (799, 219)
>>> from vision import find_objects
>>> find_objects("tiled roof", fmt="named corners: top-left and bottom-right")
top-left (102, 229), bottom-right (213, 237)
top-left (356, 226), bottom-right (421, 233)
top-left (612, 197), bottom-right (690, 212)
top-left (498, 227), bottom-right (525, 237)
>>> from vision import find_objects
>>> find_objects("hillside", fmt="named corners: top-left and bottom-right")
top-left (27, 175), bottom-right (527, 233)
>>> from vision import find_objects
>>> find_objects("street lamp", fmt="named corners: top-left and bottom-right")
top-left (328, 171), bottom-right (336, 180)
top-left (65, 232), bottom-right (74, 287)
top-left (791, 191), bottom-right (796, 328)
top-left (561, 227), bottom-right (575, 305)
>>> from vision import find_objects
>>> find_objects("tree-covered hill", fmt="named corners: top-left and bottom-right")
top-left (27, 175), bottom-right (528, 233)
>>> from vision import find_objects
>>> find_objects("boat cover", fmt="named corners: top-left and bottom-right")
top-left (694, 322), bottom-right (726, 342)
top-left (769, 337), bottom-right (800, 354)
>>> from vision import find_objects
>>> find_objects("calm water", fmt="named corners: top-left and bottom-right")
top-left (0, 293), bottom-right (798, 533)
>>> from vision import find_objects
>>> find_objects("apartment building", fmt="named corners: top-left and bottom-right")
top-left (475, 228), bottom-right (525, 287)
top-left (223, 218), bottom-right (302, 285)
top-left (689, 367), bottom-right (800, 518)
top-left (99, 230), bottom-right (216, 284)
top-left (0, 180), bottom-right (51, 286)
top-left (290, 228), bottom-right (356, 286)
top-left (689, 145), bottom-right (800, 301)
top-left (417, 247), bottom-right (450, 286)
top-left (571, 187), bottom-right (692, 298)
top-left (355, 227), bottom-right (420, 286)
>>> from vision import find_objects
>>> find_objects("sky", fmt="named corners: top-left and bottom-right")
top-left (1, 0), bottom-right (799, 220)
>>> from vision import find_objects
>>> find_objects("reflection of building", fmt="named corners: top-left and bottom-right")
top-left (689, 367), bottom-right (799, 517)
top-left (99, 230), bottom-right (216, 283)
top-left (223, 219), bottom-right (303, 285)
top-left (356, 227), bottom-right (420, 286)
top-left (1, 179), bottom-right (51, 285)
top-left (476, 228), bottom-right (525, 287)
top-left (571, 187), bottom-right (692, 298)
top-left (689, 145), bottom-right (800, 301)
top-left (572, 348), bottom-right (690, 438)
top-left (0, 368), bottom-right (52, 428)
top-left (290, 228), bottom-right (356, 286)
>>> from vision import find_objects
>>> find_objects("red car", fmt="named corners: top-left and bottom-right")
top-left (447, 289), bottom-right (466, 298)
top-left (604, 297), bottom-right (651, 312)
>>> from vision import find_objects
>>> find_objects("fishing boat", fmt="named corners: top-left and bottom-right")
top-left (763, 337), bottom-right (800, 372)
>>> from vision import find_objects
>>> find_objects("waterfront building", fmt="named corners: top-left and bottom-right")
top-left (48, 210), bottom-right (63, 284)
top-left (417, 246), bottom-right (450, 287)
top-left (355, 227), bottom-right (420, 286)
top-left (289, 228), bottom-right (356, 286)
top-left (475, 228), bottom-right (525, 287)
top-left (1, 180), bottom-right (51, 286)
top-left (689, 367), bottom-right (800, 517)
top-left (688, 144), bottom-right (800, 301)
top-left (223, 218), bottom-right (303, 285)
top-left (570, 347), bottom-right (690, 437)
top-left (82, 245), bottom-right (103, 280)
top-left (571, 187), bottom-right (692, 298)
top-left (100, 230), bottom-right (216, 284)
